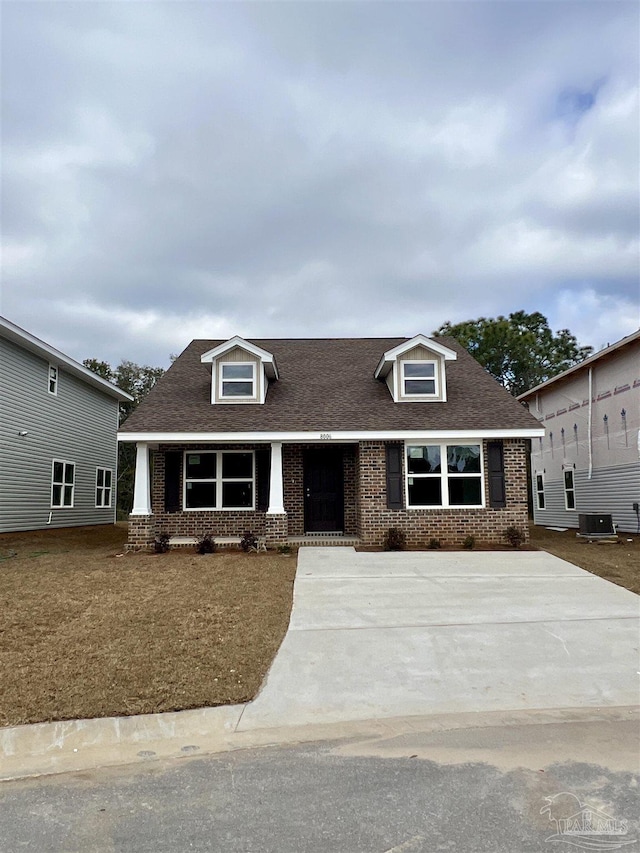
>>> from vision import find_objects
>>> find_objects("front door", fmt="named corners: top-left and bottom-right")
top-left (303, 449), bottom-right (345, 533)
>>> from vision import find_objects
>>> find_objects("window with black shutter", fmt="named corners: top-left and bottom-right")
top-left (385, 444), bottom-right (404, 509)
top-left (487, 441), bottom-right (506, 508)
top-left (164, 451), bottom-right (182, 513)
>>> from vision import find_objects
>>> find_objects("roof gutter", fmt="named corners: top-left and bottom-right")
top-left (118, 427), bottom-right (545, 444)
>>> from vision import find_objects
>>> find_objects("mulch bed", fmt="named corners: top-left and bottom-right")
top-left (0, 525), bottom-right (296, 728)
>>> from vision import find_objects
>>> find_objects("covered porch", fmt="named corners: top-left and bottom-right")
top-left (125, 440), bottom-right (360, 550)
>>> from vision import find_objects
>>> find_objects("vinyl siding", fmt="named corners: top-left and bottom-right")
top-left (532, 462), bottom-right (640, 533)
top-left (0, 336), bottom-right (119, 532)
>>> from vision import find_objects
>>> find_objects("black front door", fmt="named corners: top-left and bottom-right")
top-left (303, 449), bottom-right (344, 533)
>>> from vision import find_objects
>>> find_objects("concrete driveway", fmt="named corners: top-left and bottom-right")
top-left (237, 547), bottom-right (639, 730)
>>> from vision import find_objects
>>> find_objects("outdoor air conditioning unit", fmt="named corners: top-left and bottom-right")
top-left (578, 514), bottom-right (615, 536)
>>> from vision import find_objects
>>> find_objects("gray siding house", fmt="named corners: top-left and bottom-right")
top-left (519, 330), bottom-right (640, 534)
top-left (0, 317), bottom-right (132, 533)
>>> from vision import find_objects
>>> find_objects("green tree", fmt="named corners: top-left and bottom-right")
top-left (83, 358), bottom-right (165, 517)
top-left (433, 310), bottom-right (592, 396)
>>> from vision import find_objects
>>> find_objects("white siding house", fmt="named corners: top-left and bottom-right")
top-left (0, 317), bottom-right (133, 532)
top-left (519, 331), bottom-right (640, 534)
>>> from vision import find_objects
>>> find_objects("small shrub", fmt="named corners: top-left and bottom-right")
top-left (504, 526), bottom-right (525, 548)
top-left (384, 527), bottom-right (406, 551)
top-left (427, 538), bottom-right (441, 550)
top-left (277, 543), bottom-right (292, 555)
top-left (154, 532), bottom-right (171, 554)
top-left (240, 531), bottom-right (258, 552)
top-left (462, 535), bottom-right (476, 550)
top-left (195, 534), bottom-right (216, 555)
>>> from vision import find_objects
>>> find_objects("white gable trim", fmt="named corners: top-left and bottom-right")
top-left (200, 336), bottom-right (279, 379)
top-left (374, 334), bottom-right (457, 379)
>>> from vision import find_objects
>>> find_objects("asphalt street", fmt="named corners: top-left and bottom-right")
top-left (1, 717), bottom-right (638, 853)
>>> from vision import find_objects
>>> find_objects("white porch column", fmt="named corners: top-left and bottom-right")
top-left (266, 441), bottom-right (286, 515)
top-left (131, 442), bottom-right (152, 515)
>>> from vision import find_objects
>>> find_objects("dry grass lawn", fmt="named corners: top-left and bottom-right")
top-left (0, 525), bottom-right (296, 728)
top-left (530, 524), bottom-right (639, 595)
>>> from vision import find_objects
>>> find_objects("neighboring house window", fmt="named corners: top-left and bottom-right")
top-left (220, 363), bottom-right (255, 398)
top-left (564, 468), bottom-right (576, 510)
top-left (48, 364), bottom-right (58, 395)
top-left (402, 361), bottom-right (437, 396)
top-left (96, 468), bottom-right (113, 508)
top-left (51, 460), bottom-right (75, 507)
top-left (535, 472), bottom-right (545, 509)
top-left (406, 444), bottom-right (482, 507)
top-left (184, 451), bottom-right (254, 509)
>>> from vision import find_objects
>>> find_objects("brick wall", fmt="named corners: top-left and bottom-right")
top-left (356, 439), bottom-right (529, 548)
top-left (143, 444), bottom-right (267, 541)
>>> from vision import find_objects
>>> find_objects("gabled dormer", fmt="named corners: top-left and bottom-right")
top-left (374, 334), bottom-right (457, 402)
top-left (200, 336), bottom-right (278, 405)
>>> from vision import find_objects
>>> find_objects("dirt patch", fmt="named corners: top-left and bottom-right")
top-left (530, 524), bottom-right (639, 595)
top-left (0, 525), bottom-right (296, 727)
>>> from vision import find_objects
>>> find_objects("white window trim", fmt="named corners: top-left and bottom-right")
top-left (183, 450), bottom-right (255, 511)
top-left (95, 467), bottom-right (113, 508)
top-left (48, 364), bottom-right (58, 396)
top-left (51, 459), bottom-right (75, 508)
top-left (404, 441), bottom-right (485, 509)
top-left (401, 360), bottom-right (439, 398)
top-left (535, 470), bottom-right (545, 510)
top-left (218, 362), bottom-right (257, 401)
top-left (563, 465), bottom-right (576, 511)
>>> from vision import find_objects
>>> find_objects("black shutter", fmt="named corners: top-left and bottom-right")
top-left (487, 441), bottom-right (506, 508)
top-left (385, 444), bottom-right (404, 509)
top-left (164, 452), bottom-right (182, 513)
top-left (256, 447), bottom-right (271, 512)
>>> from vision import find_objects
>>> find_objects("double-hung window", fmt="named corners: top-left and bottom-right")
top-left (96, 468), bottom-right (113, 507)
top-left (51, 460), bottom-right (75, 507)
top-left (402, 361), bottom-right (437, 397)
top-left (406, 444), bottom-right (483, 507)
top-left (48, 364), bottom-right (58, 395)
top-left (220, 363), bottom-right (255, 399)
top-left (563, 467), bottom-right (576, 510)
top-left (535, 471), bottom-right (545, 509)
top-left (184, 451), bottom-right (254, 509)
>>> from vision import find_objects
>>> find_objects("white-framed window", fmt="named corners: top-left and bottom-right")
top-left (96, 467), bottom-right (113, 508)
top-left (219, 363), bottom-right (256, 399)
top-left (405, 443), bottom-right (483, 508)
top-left (184, 451), bottom-right (254, 510)
top-left (401, 361), bottom-right (438, 397)
top-left (51, 460), bottom-right (75, 508)
top-left (535, 471), bottom-right (545, 509)
top-left (563, 467), bottom-right (576, 510)
top-left (48, 364), bottom-right (58, 395)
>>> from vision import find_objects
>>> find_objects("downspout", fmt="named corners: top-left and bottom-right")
top-left (587, 366), bottom-right (593, 480)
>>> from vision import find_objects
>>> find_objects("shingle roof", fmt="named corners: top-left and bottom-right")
top-left (119, 337), bottom-right (541, 433)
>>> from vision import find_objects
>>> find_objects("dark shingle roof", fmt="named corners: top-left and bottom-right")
top-left (119, 337), bottom-right (541, 433)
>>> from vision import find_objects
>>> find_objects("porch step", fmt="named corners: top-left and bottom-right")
top-left (288, 535), bottom-right (360, 547)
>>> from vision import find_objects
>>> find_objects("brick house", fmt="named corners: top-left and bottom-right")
top-left (118, 335), bottom-right (543, 549)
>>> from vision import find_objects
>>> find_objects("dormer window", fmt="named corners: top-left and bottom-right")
top-left (201, 336), bottom-right (279, 405)
top-left (402, 361), bottom-right (437, 396)
top-left (220, 363), bottom-right (256, 399)
top-left (374, 334), bottom-right (457, 403)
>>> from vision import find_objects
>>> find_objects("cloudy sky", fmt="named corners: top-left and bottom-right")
top-left (2, 1), bottom-right (638, 369)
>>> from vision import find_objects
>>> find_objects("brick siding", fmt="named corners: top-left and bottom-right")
top-left (126, 439), bottom-right (528, 549)
top-left (356, 439), bottom-right (529, 548)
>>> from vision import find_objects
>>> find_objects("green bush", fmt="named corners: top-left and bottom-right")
top-left (384, 528), bottom-right (406, 551)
